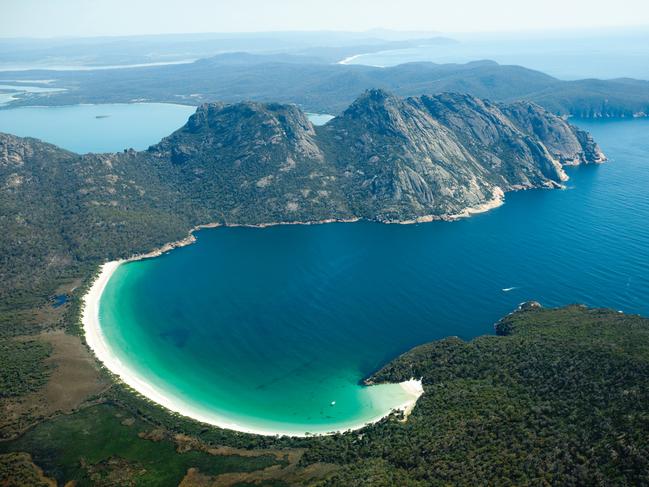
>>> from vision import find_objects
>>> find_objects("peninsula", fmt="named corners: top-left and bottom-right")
top-left (0, 89), bottom-right (604, 307)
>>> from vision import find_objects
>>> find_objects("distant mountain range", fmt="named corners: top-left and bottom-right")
top-left (0, 33), bottom-right (452, 69)
top-left (0, 90), bottom-right (603, 304)
top-left (3, 55), bottom-right (648, 118)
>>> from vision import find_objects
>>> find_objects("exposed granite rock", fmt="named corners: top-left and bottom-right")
top-left (0, 91), bottom-right (607, 300)
top-left (1, 91), bottom-right (605, 229)
top-left (316, 90), bottom-right (602, 220)
top-left (146, 100), bottom-right (344, 224)
top-left (500, 101), bottom-right (607, 165)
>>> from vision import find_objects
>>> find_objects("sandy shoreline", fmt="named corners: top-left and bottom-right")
top-left (81, 243), bottom-right (423, 437)
top-left (79, 189), bottom-right (537, 437)
top-left (79, 192), bottom-right (529, 437)
top-left (338, 54), bottom-right (363, 65)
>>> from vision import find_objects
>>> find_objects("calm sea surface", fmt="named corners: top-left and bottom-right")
top-left (0, 102), bottom-right (332, 153)
top-left (342, 35), bottom-right (649, 80)
top-left (0, 103), bottom-right (196, 153)
top-left (97, 118), bottom-right (649, 434)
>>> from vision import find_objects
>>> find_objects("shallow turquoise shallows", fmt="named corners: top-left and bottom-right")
top-left (95, 119), bottom-right (649, 434)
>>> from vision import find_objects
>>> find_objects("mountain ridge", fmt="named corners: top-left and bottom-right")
top-left (3, 58), bottom-right (649, 118)
top-left (0, 90), bottom-right (604, 304)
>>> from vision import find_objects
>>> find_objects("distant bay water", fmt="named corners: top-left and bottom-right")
top-left (340, 35), bottom-right (649, 80)
top-left (0, 103), bottom-right (196, 153)
top-left (0, 101), bottom-right (333, 153)
top-left (95, 118), bottom-right (649, 435)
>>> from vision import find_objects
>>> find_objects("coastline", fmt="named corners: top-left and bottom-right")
top-left (337, 54), bottom-right (362, 65)
top-left (78, 182), bottom-right (562, 437)
top-left (77, 187), bottom-right (535, 436)
top-left (392, 187), bottom-right (506, 224)
top-left (81, 247), bottom-right (423, 437)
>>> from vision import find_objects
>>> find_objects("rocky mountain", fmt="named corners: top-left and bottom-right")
top-left (147, 89), bottom-right (604, 223)
top-left (0, 90), bottom-right (604, 304)
top-left (318, 90), bottom-right (603, 221)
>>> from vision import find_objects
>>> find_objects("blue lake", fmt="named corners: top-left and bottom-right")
top-left (0, 102), bottom-right (333, 153)
top-left (96, 118), bottom-right (649, 435)
top-left (0, 103), bottom-right (196, 153)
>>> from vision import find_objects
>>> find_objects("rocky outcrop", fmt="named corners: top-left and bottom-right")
top-left (500, 101), bottom-right (606, 165)
top-left (1, 90), bottom-right (605, 229)
top-left (0, 91), bottom-right (606, 300)
top-left (151, 101), bottom-right (324, 165)
top-left (316, 90), bottom-right (602, 221)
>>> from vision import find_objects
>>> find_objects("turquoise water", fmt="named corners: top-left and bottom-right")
top-left (98, 118), bottom-right (649, 435)
top-left (0, 103), bottom-right (196, 153)
top-left (0, 103), bottom-right (334, 153)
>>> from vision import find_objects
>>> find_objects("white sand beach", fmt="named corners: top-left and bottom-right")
top-left (337, 54), bottom-right (362, 65)
top-left (81, 259), bottom-right (424, 437)
top-left (397, 378), bottom-right (425, 420)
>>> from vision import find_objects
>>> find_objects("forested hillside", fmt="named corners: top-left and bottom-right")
top-left (4, 57), bottom-right (649, 118)
top-left (0, 91), bottom-right (603, 311)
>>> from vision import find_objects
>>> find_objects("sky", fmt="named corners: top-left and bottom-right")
top-left (1, 0), bottom-right (649, 38)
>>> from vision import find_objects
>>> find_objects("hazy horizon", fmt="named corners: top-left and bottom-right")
top-left (2, 25), bottom-right (649, 42)
top-left (2, 0), bottom-right (649, 38)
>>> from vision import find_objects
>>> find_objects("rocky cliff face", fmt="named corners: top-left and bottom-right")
top-left (500, 101), bottom-right (606, 165)
top-left (315, 90), bottom-right (603, 220)
top-left (146, 101), bottom-right (348, 223)
top-left (140, 90), bottom-right (604, 223)
top-left (2, 90), bottom-right (605, 230)
top-left (317, 90), bottom-right (497, 220)
top-left (151, 101), bottom-right (324, 166)
top-left (0, 91), bottom-right (605, 299)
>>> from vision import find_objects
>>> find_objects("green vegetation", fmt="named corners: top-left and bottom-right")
top-left (4, 304), bottom-right (647, 485)
top-left (4, 56), bottom-right (649, 118)
top-left (0, 338), bottom-right (52, 398)
top-left (0, 452), bottom-right (55, 487)
top-left (306, 305), bottom-right (649, 485)
top-left (0, 90), bottom-right (646, 485)
top-left (0, 403), bottom-right (283, 486)
top-left (0, 92), bottom-right (601, 311)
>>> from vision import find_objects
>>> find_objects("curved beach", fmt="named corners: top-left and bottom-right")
top-left (82, 259), bottom-right (424, 437)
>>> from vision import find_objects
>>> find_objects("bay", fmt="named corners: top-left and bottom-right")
top-left (98, 118), bottom-right (649, 435)
top-left (0, 102), bottom-right (335, 153)
top-left (0, 103), bottom-right (196, 153)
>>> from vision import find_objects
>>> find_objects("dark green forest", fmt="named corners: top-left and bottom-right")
top-left (2, 305), bottom-right (649, 485)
